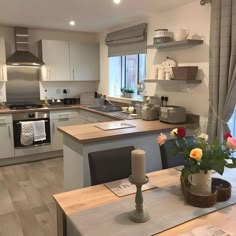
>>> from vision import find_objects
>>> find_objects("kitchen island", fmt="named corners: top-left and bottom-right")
top-left (58, 117), bottom-right (198, 191)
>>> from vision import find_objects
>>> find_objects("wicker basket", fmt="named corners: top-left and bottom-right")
top-left (181, 177), bottom-right (231, 208)
top-left (172, 66), bottom-right (198, 80)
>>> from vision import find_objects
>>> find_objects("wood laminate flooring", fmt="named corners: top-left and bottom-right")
top-left (0, 157), bottom-right (64, 236)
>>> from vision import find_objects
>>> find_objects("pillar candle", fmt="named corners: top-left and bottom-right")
top-left (131, 149), bottom-right (146, 182)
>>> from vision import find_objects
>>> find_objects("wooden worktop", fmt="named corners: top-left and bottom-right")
top-left (0, 105), bottom-right (81, 114)
top-left (58, 115), bottom-right (198, 144)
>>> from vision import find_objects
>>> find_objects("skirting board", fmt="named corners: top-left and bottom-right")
top-left (0, 150), bottom-right (63, 167)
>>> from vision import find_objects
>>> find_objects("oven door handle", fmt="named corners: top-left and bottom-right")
top-left (8, 125), bottom-right (11, 139)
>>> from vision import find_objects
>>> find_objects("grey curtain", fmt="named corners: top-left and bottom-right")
top-left (105, 23), bottom-right (147, 57)
top-left (207, 0), bottom-right (236, 141)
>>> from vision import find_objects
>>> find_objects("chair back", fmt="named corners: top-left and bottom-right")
top-left (160, 136), bottom-right (195, 169)
top-left (88, 146), bottom-right (135, 185)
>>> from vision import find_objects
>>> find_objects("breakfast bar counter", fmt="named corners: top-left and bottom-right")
top-left (58, 117), bottom-right (198, 144)
top-left (59, 116), bottom-right (199, 191)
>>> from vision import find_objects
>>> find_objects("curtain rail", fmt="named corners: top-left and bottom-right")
top-left (200, 0), bottom-right (211, 5)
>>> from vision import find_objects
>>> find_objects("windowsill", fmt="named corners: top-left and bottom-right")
top-left (108, 96), bottom-right (143, 103)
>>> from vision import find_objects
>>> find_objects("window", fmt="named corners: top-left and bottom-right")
top-left (109, 54), bottom-right (146, 97)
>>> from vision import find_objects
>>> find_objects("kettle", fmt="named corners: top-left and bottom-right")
top-left (141, 98), bottom-right (158, 121)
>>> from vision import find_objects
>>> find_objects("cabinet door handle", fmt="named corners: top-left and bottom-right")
top-left (53, 121), bottom-right (55, 132)
top-left (8, 125), bottom-right (11, 139)
top-left (1, 68), bottom-right (3, 81)
top-left (73, 69), bottom-right (75, 80)
top-left (47, 69), bottom-right (50, 80)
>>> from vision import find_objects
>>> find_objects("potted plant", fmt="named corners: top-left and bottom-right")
top-left (126, 88), bottom-right (135, 98)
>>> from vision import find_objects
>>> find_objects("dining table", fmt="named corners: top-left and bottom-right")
top-left (53, 168), bottom-right (236, 236)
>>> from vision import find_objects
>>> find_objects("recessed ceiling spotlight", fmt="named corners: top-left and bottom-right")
top-left (69, 20), bottom-right (75, 26)
top-left (113, 0), bottom-right (121, 4)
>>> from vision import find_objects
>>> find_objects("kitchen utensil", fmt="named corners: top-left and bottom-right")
top-left (159, 105), bottom-right (186, 124)
top-left (64, 98), bottom-right (76, 105)
top-left (174, 29), bottom-right (190, 41)
top-left (141, 97), bottom-right (158, 121)
top-left (164, 96), bottom-right (168, 106)
top-left (161, 96), bottom-right (165, 107)
top-left (153, 29), bottom-right (173, 44)
top-left (157, 67), bottom-right (165, 80)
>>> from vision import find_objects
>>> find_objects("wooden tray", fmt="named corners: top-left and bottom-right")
top-left (181, 177), bottom-right (231, 208)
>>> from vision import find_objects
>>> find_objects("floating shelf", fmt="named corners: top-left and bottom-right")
top-left (144, 79), bottom-right (202, 84)
top-left (147, 39), bottom-right (203, 49)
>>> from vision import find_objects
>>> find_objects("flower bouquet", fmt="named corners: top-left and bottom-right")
top-left (157, 128), bottom-right (236, 197)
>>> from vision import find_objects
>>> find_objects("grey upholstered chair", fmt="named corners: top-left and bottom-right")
top-left (160, 136), bottom-right (195, 169)
top-left (88, 146), bottom-right (135, 185)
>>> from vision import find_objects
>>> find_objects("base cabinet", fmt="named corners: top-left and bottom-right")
top-left (50, 110), bottom-right (79, 151)
top-left (79, 110), bottom-right (113, 124)
top-left (0, 115), bottom-right (14, 159)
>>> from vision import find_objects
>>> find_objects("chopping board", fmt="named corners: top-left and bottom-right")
top-left (95, 122), bottom-right (136, 131)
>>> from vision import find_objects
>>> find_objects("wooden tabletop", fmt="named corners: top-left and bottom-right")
top-left (54, 168), bottom-right (236, 235)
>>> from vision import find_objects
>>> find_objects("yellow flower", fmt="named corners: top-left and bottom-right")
top-left (189, 148), bottom-right (203, 161)
top-left (170, 128), bottom-right (178, 137)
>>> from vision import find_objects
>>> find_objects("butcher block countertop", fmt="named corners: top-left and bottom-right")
top-left (58, 115), bottom-right (199, 144)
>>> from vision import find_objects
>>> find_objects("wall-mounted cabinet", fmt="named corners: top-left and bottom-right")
top-left (39, 40), bottom-right (99, 82)
top-left (0, 37), bottom-right (7, 82)
top-left (69, 41), bottom-right (99, 81)
top-left (39, 40), bottom-right (70, 81)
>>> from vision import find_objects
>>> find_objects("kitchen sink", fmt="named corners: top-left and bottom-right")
top-left (87, 105), bottom-right (122, 113)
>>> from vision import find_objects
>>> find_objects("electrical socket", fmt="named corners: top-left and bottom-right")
top-left (67, 89), bottom-right (70, 94)
top-left (56, 89), bottom-right (61, 94)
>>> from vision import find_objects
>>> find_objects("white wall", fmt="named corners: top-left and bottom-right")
top-left (40, 81), bottom-right (98, 100)
top-left (99, 1), bottom-right (211, 130)
top-left (0, 26), bottom-right (99, 101)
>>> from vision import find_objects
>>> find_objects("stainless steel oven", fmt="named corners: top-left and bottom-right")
top-left (12, 111), bottom-right (51, 148)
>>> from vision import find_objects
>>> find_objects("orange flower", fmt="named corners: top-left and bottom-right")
top-left (189, 148), bottom-right (203, 161)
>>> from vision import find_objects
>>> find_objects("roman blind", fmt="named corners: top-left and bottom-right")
top-left (105, 23), bottom-right (147, 57)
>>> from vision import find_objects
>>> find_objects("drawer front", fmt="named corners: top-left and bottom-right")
top-left (50, 110), bottom-right (79, 120)
top-left (0, 114), bottom-right (12, 124)
top-left (79, 110), bottom-right (113, 123)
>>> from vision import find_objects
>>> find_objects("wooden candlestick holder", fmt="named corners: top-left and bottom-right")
top-left (128, 175), bottom-right (150, 223)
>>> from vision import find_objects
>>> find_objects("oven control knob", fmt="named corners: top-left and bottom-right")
top-left (28, 113), bottom-right (35, 118)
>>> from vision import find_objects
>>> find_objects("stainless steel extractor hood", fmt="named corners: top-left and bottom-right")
top-left (6, 27), bottom-right (45, 66)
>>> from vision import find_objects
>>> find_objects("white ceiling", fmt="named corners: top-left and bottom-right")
top-left (0, 0), bottom-right (194, 32)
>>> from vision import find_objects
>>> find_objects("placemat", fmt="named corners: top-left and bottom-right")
top-left (68, 170), bottom-right (236, 236)
top-left (104, 178), bottom-right (157, 197)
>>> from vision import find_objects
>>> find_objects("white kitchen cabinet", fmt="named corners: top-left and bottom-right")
top-left (79, 110), bottom-right (113, 124)
top-left (0, 37), bottom-right (7, 82)
top-left (39, 40), bottom-right (70, 81)
top-left (69, 41), bottom-right (99, 81)
top-left (0, 114), bottom-right (14, 159)
top-left (50, 110), bottom-right (79, 151)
